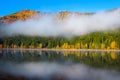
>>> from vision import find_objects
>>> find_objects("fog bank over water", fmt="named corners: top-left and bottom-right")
top-left (0, 9), bottom-right (120, 37)
top-left (0, 62), bottom-right (120, 80)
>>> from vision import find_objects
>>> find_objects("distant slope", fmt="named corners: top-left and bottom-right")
top-left (0, 8), bottom-right (120, 24)
top-left (0, 10), bottom-right (38, 23)
top-left (0, 9), bottom-right (94, 23)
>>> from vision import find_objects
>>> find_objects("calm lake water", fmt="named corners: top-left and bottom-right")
top-left (0, 49), bottom-right (120, 80)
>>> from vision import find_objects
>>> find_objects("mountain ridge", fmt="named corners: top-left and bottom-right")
top-left (0, 8), bottom-right (120, 23)
top-left (0, 9), bottom-right (95, 23)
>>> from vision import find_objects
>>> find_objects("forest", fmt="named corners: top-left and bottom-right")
top-left (0, 28), bottom-right (120, 49)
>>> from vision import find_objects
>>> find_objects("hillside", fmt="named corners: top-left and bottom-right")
top-left (0, 10), bottom-right (38, 23)
top-left (0, 8), bottom-right (119, 24)
top-left (0, 9), bottom-right (94, 24)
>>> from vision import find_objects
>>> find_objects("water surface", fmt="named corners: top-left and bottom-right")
top-left (0, 49), bottom-right (120, 80)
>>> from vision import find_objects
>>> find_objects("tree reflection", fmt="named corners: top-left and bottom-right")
top-left (0, 50), bottom-right (120, 70)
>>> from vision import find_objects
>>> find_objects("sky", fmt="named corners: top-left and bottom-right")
top-left (0, 0), bottom-right (120, 16)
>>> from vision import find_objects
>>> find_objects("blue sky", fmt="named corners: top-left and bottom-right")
top-left (0, 0), bottom-right (120, 16)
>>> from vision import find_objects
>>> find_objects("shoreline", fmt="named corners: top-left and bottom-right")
top-left (0, 48), bottom-right (120, 52)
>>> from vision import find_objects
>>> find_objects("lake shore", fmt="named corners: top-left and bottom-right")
top-left (0, 48), bottom-right (120, 52)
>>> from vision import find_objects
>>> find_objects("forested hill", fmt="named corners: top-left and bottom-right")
top-left (0, 9), bottom-right (120, 49)
top-left (0, 8), bottom-right (119, 23)
top-left (0, 9), bottom-right (93, 23)
top-left (0, 10), bottom-right (38, 23)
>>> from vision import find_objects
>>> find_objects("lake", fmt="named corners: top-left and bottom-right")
top-left (0, 49), bottom-right (120, 80)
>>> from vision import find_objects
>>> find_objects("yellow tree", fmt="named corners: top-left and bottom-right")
top-left (101, 43), bottom-right (105, 49)
top-left (91, 43), bottom-right (95, 49)
top-left (75, 43), bottom-right (80, 49)
top-left (69, 45), bottom-right (75, 49)
top-left (84, 43), bottom-right (88, 49)
top-left (56, 45), bottom-right (59, 49)
top-left (13, 44), bottom-right (17, 48)
top-left (38, 43), bottom-right (42, 48)
top-left (61, 43), bottom-right (69, 49)
top-left (29, 45), bottom-right (34, 49)
top-left (110, 41), bottom-right (116, 49)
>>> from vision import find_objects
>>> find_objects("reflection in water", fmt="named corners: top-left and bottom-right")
top-left (0, 49), bottom-right (120, 80)
top-left (0, 62), bottom-right (120, 80)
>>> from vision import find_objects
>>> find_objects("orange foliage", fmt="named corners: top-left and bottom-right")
top-left (1, 10), bottom-right (37, 23)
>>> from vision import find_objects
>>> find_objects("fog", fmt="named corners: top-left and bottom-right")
top-left (0, 62), bottom-right (120, 80)
top-left (0, 9), bottom-right (120, 37)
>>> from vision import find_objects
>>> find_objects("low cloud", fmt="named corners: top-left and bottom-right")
top-left (0, 9), bottom-right (120, 37)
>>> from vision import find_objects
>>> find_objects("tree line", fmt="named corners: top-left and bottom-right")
top-left (0, 29), bottom-right (120, 49)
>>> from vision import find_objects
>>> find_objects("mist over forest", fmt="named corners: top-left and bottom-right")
top-left (0, 8), bottom-right (120, 37)
top-left (0, 9), bottom-right (120, 49)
